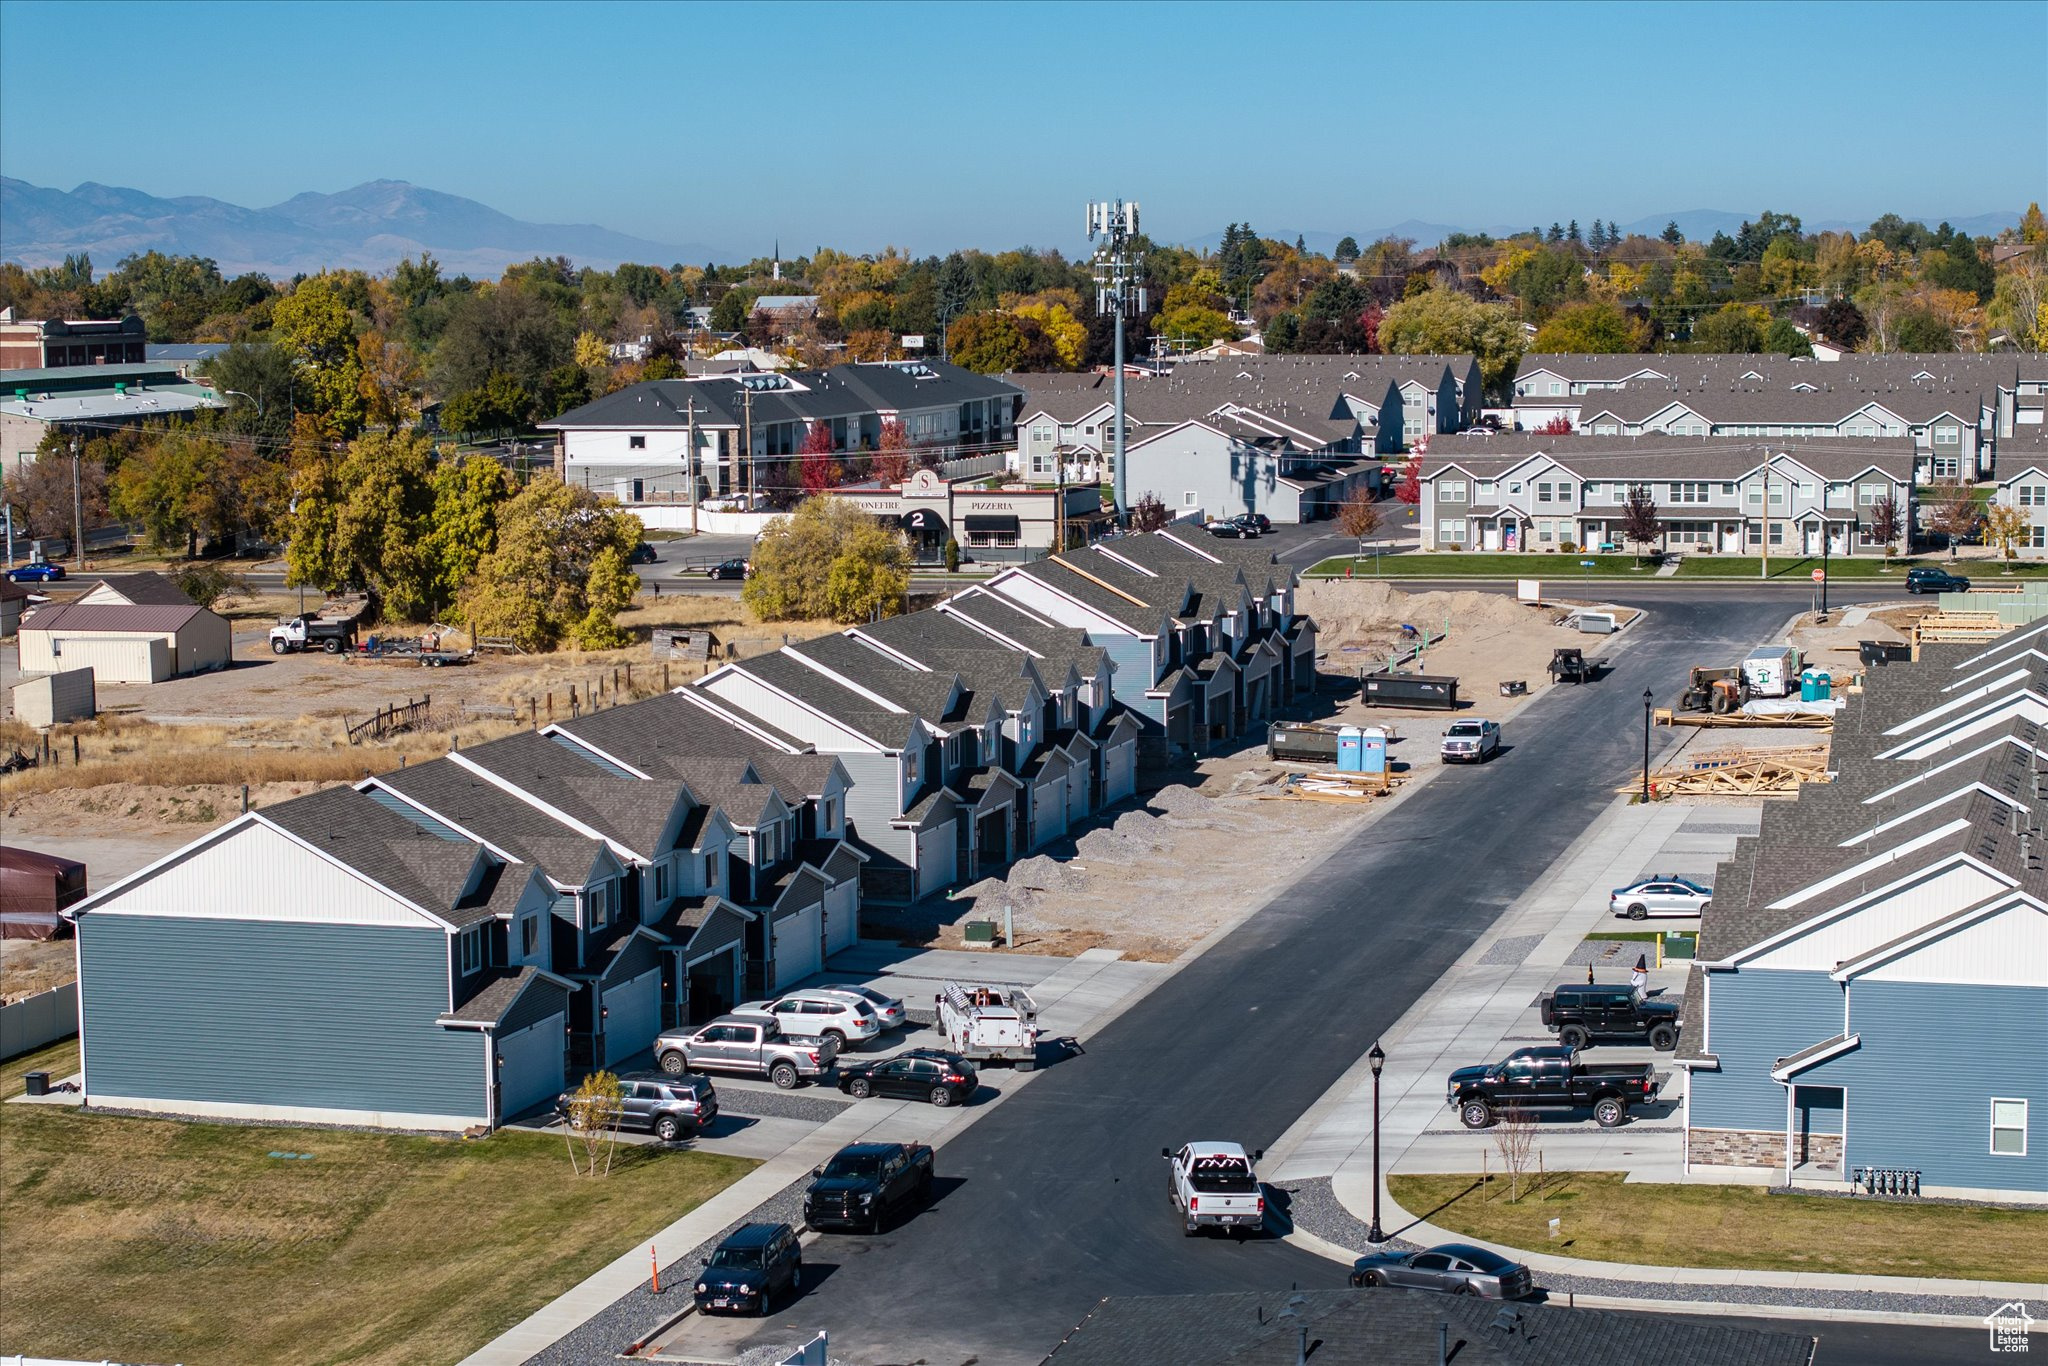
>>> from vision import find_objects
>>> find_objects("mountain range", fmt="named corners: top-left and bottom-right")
top-left (0, 178), bottom-right (730, 279)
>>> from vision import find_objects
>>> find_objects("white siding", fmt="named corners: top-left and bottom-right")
top-left (1747, 864), bottom-right (2011, 971)
top-left (990, 575), bottom-right (1132, 637)
top-left (823, 881), bottom-right (859, 955)
top-left (603, 969), bottom-right (662, 1066)
top-left (699, 673), bottom-right (884, 752)
top-left (1856, 902), bottom-right (2048, 987)
top-left (17, 633), bottom-right (167, 683)
top-left (86, 820), bottom-right (448, 928)
top-left (915, 822), bottom-right (956, 895)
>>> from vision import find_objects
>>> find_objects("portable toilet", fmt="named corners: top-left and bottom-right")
top-left (1799, 668), bottom-right (1820, 702)
top-left (1812, 670), bottom-right (1831, 701)
top-left (1358, 727), bottom-right (1388, 774)
top-left (1336, 726), bottom-right (1364, 772)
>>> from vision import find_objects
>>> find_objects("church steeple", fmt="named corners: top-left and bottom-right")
top-left (772, 239), bottom-right (781, 282)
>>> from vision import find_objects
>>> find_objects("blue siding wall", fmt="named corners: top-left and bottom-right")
top-left (1802, 980), bottom-right (2048, 1193)
top-left (79, 916), bottom-right (487, 1120)
top-left (1690, 968), bottom-right (1844, 1130)
top-left (1099, 636), bottom-right (1164, 727)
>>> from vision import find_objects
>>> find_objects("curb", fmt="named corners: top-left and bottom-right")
top-left (622, 1301), bottom-right (695, 1356)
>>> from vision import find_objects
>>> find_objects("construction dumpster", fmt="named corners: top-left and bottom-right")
top-left (1359, 671), bottom-right (1460, 710)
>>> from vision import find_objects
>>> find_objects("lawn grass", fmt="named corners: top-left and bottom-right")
top-left (1305, 553), bottom-right (1654, 578)
top-left (1389, 1171), bottom-right (2048, 1282)
top-left (1669, 554), bottom-right (2048, 580)
top-left (0, 1037), bottom-right (757, 1366)
top-left (1584, 930), bottom-right (1694, 945)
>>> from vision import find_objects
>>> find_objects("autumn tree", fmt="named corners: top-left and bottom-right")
top-left (1337, 496), bottom-right (1381, 555)
top-left (1621, 483), bottom-right (1664, 562)
top-left (1395, 455), bottom-right (1423, 507)
top-left (1531, 301), bottom-right (1647, 353)
top-left (423, 455), bottom-right (515, 612)
top-left (563, 1071), bottom-right (624, 1176)
top-left (110, 429), bottom-right (281, 558)
top-left (1378, 286), bottom-right (1526, 400)
top-left (743, 496), bottom-right (908, 624)
top-left (9, 436), bottom-right (111, 539)
top-left (271, 274), bottom-right (367, 436)
top-left (1537, 414), bottom-right (1575, 436)
top-left (1926, 480), bottom-right (1981, 551)
top-left (334, 430), bottom-right (438, 619)
top-left (1984, 504), bottom-right (2029, 566)
top-left (459, 476), bottom-right (643, 650)
top-left (871, 418), bottom-right (911, 486)
top-left (1128, 493), bottom-right (1171, 533)
top-left (1868, 494), bottom-right (1902, 563)
top-left (799, 421), bottom-right (841, 496)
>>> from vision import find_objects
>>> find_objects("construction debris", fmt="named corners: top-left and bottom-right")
top-left (1262, 770), bottom-right (1400, 803)
top-left (1655, 707), bottom-right (1836, 730)
top-left (1624, 745), bottom-right (1832, 797)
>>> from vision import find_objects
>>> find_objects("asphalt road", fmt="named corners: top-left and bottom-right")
top-left (686, 591), bottom-right (1981, 1366)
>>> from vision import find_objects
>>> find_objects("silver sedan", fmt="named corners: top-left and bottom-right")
top-left (1349, 1243), bottom-right (1534, 1298)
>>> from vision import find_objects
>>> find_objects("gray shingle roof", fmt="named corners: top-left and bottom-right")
top-left (1422, 434), bottom-right (1916, 482)
top-left (540, 360), bottom-right (1020, 433)
top-left (378, 758), bottom-right (610, 883)
top-left (261, 786), bottom-right (495, 925)
top-left (723, 652), bottom-right (922, 750)
top-left (452, 731), bottom-right (682, 857)
top-left (440, 966), bottom-right (566, 1025)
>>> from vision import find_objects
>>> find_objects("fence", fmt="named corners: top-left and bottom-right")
top-left (346, 695), bottom-right (436, 745)
top-left (1, 982), bottom-right (78, 1059)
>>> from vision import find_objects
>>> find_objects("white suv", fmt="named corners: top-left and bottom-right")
top-left (735, 991), bottom-right (882, 1047)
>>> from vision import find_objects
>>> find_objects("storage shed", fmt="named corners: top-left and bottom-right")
top-left (0, 845), bottom-right (87, 940)
top-left (17, 601), bottom-right (231, 683)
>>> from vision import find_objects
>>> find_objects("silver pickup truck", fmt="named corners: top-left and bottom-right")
top-left (655, 1014), bottom-right (839, 1089)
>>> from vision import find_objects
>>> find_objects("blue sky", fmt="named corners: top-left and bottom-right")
top-left (2, 0), bottom-right (2043, 256)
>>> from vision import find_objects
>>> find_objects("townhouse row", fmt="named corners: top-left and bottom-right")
top-left (1678, 622), bottom-right (2048, 1200)
top-left (60, 531), bottom-right (1314, 1133)
top-left (1416, 435), bottom-right (1918, 556)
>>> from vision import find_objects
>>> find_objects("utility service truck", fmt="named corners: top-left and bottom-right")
top-left (934, 981), bottom-right (1040, 1070)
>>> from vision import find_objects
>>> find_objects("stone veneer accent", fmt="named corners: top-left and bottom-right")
top-left (1796, 1132), bottom-right (1844, 1174)
top-left (1688, 1127), bottom-right (1783, 1168)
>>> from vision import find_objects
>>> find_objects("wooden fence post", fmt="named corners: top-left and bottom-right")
top-left (530, 697), bottom-right (537, 727)
top-left (72, 735), bottom-right (81, 765)
top-left (663, 663), bottom-right (670, 690)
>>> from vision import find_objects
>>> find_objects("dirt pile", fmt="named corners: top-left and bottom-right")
top-left (1299, 580), bottom-right (1545, 647)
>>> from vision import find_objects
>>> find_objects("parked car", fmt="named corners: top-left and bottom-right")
top-left (836, 1048), bottom-right (978, 1107)
top-left (1609, 875), bottom-right (1712, 919)
top-left (802, 1141), bottom-right (935, 1233)
top-left (1235, 513), bottom-right (1273, 535)
top-left (705, 558), bottom-right (749, 580)
top-left (6, 562), bottom-right (64, 582)
top-left (735, 990), bottom-right (882, 1047)
top-left (813, 982), bottom-right (907, 1030)
top-left (1204, 517), bottom-right (1259, 539)
top-left (1447, 1046), bottom-right (1660, 1130)
top-left (1540, 984), bottom-right (1681, 1052)
top-left (654, 1015), bottom-right (838, 1089)
top-left (1163, 1140), bottom-right (1266, 1237)
top-left (1350, 1243), bottom-right (1534, 1298)
top-left (628, 541), bottom-right (659, 564)
top-left (554, 1070), bottom-right (717, 1141)
top-left (693, 1222), bottom-right (803, 1316)
top-left (1907, 567), bottom-right (1970, 595)
top-left (1440, 719), bottom-right (1501, 763)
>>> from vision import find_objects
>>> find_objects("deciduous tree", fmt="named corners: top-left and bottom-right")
top-left (1984, 504), bottom-right (2029, 565)
top-left (459, 476), bottom-right (643, 650)
top-left (1531, 301), bottom-right (1647, 353)
top-left (1337, 495), bottom-right (1381, 549)
top-left (1868, 494), bottom-right (1901, 562)
top-left (1128, 493), bottom-right (1170, 533)
top-left (271, 274), bottom-right (366, 436)
top-left (1378, 287), bottom-right (1526, 399)
top-left (799, 421), bottom-right (842, 495)
top-left (743, 496), bottom-right (908, 624)
top-left (1621, 483), bottom-right (1664, 562)
top-left (871, 419), bottom-right (911, 486)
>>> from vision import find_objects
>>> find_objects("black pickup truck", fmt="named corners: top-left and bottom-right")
top-left (1539, 984), bottom-right (1681, 1051)
top-left (1447, 1047), bottom-right (1659, 1130)
top-left (802, 1141), bottom-right (935, 1233)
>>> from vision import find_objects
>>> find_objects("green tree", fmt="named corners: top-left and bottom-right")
top-left (947, 310), bottom-right (1044, 373)
top-left (1661, 221), bottom-right (1684, 245)
top-left (1334, 236), bottom-right (1361, 262)
top-left (442, 371), bottom-right (533, 436)
top-left (1378, 287), bottom-right (1526, 399)
top-left (710, 289), bottom-right (751, 333)
top-left (743, 497), bottom-right (908, 623)
top-left (1530, 301), bottom-right (1647, 353)
top-left (424, 455), bottom-right (515, 612)
top-left (573, 546), bottom-right (639, 648)
top-left (1762, 318), bottom-right (1814, 357)
top-left (335, 431), bottom-right (438, 618)
top-left (109, 429), bottom-right (277, 557)
top-left (1688, 303), bottom-right (1770, 353)
top-left (283, 443), bottom-right (347, 592)
top-left (459, 476), bottom-right (642, 650)
top-left (1894, 309), bottom-right (1956, 352)
top-left (1154, 304), bottom-right (1237, 348)
top-left (271, 274), bottom-right (367, 436)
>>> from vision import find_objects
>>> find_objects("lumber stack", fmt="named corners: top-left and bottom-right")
top-left (1261, 770), bottom-right (1398, 803)
top-left (1623, 745), bottom-right (1831, 797)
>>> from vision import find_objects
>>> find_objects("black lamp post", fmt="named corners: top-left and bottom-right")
top-left (1367, 1040), bottom-right (1387, 1244)
top-left (1642, 689), bottom-right (1654, 803)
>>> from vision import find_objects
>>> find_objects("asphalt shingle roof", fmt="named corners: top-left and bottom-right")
top-left (261, 786), bottom-right (496, 925)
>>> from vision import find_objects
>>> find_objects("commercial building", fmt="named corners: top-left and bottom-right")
top-left (2, 362), bottom-right (224, 473)
top-left (0, 310), bottom-right (148, 369)
top-left (824, 466), bottom-right (1110, 563)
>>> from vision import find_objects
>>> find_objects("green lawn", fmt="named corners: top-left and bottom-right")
top-left (1390, 1171), bottom-right (2048, 1282)
top-left (0, 1038), bottom-right (757, 1366)
top-left (1670, 554), bottom-right (2048, 580)
top-left (1306, 553), bottom-right (1655, 578)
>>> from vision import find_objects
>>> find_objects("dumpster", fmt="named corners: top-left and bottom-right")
top-left (1360, 671), bottom-right (1460, 710)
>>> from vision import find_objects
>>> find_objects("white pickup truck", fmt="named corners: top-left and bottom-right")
top-left (1163, 1141), bottom-right (1266, 1237)
top-left (934, 981), bottom-right (1039, 1070)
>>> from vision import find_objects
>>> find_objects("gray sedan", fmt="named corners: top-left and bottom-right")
top-left (1348, 1242), bottom-right (1534, 1298)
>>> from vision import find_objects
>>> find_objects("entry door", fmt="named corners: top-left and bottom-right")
top-left (1482, 525), bottom-right (1501, 551)
top-left (1804, 525), bottom-right (1821, 555)
top-left (1793, 1086), bottom-right (1844, 1169)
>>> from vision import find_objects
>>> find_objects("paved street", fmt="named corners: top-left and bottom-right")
top-left (607, 587), bottom-right (1993, 1366)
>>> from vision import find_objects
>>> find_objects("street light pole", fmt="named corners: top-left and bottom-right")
top-left (1366, 1041), bottom-right (1387, 1244)
top-left (70, 439), bottom-right (85, 570)
top-left (1642, 688), bottom-right (1654, 803)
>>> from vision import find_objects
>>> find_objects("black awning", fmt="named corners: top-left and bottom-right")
top-left (964, 514), bottom-right (1021, 534)
top-left (902, 508), bottom-right (948, 534)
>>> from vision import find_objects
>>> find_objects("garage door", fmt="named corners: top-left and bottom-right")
top-left (1033, 778), bottom-right (1068, 848)
top-left (773, 905), bottom-right (823, 989)
top-left (823, 884), bottom-right (859, 955)
top-left (1103, 742), bottom-right (1136, 807)
top-left (916, 821), bottom-right (956, 899)
top-left (603, 969), bottom-right (662, 1067)
top-left (497, 1014), bottom-right (566, 1122)
top-left (1066, 765), bottom-right (1089, 824)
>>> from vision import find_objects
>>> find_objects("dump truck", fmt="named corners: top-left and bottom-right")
top-left (269, 615), bottom-right (357, 655)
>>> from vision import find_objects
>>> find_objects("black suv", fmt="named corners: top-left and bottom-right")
top-left (836, 1048), bottom-right (978, 1106)
top-left (1906, 567), bottom-right (1970, 594)
top-left (1539, 984), bottom-right (1681, 1052)
top-left (554, 1071), bottom-right (717, 1141)
top-left (694, 1222), bottom-right (802, 1316)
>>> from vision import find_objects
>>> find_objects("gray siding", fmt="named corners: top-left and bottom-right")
top-left (79, 916), bottom-right (486, 1119)
top-left (1689, 968), bottom-right (1843, 1131)
top-left (839, 749), bottom-right (916, 869)
top-left (1099, 636), bottom-right (1163, 727)
top-left (1803, 980), bottom-right (2048, 1192)
top-left (500, 979), bottom-right (571, 1037)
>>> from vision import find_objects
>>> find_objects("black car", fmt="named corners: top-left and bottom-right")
top-left (694, 1222), bottom-right (802, 1316)
top-left (803, 1141), bottom-right (935, 1232)
top-left (1237, 513), bottom-right (1273, 535)
top-left (628, 542), bottom-right (659, 564)
top-left (836, 1048), bottom-right (977, 1106)
top-left (554, 1070), bottom-right (717, 1141)
top-left (706, 558), bottom-right (748, 580)
top-left (1350, 1242), bottom-right (1534, 1298)
top-left (1906, 567), bottom-right (1970, 594)
top-left (1539, 984), bottom-right (1681, 1052)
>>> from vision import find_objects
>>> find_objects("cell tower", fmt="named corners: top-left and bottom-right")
top-left (1088, 199), bottom-right (1144, 517)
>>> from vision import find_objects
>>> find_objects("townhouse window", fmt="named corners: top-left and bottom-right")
top-left (1439, 480), bottom-right (1466, 500)
top-left (1858, 483), bottom-right (1884, 504)
top-left (654, 863), bottom-right (669, 901)
top-left (1437, 519), bottom-right (1466, 543)
top-left (1767, 521), bottom-right (1784, 545)
top-left (459, 926), bottom-right (484, 976)
top-left (1536, 482), bottom-right (1552, 503)
top-left (1612, 485), bottom-right (1627, 504)
top-left (1593, 423), bottom-right (1618, 435)
top-left (629, 435), bottom-right (647, 450)
top-left (1992, 1098), bottom-right (2028, 1156)
top-left (1582, 482), bottom-right (1599, 497)
top-left (1669, 482), bottom-right (1710, 505)
top-left (1828, 483), bottom-right (1848, 503)
top-left (2031, 526), bottom-right (2048, 550)
top-left (1507, 482), bottom-right (1522, 494)
top-left (1184, 492), bottom-right (1198, 506)
top-left (703, 852), bottom-right (717, 888)
top-left (1934, 456), bottom-right (1959, 479)
top-left (821, 796), bottom-right (837, 831)
top-left (1721, 482), bottom-right (1736, 495)
top-left (1798, 482), bottom-right (1815, 499)
top-left (2021, 486), bottom-right (2048, 507)
top-left (1547, 382), bottom-right (1562, 395)
top-left (521, 915), bottom-right (540, 959)
top-left (1768, 486), bottom-right (1786, 507)
top-left (586, 883), bottom-right (609, 930)
top-left (1537, 520), bottom-right (1555, 542)
top-left (1554, 482), bottom-right (1573, 502)
top-left (1934, 425), bottom-right (1960, 444)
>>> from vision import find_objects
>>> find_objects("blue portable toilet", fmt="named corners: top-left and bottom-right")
top-left (1812, 670), bottom-right (1831, 700)
top-left (1359, 727), bottom-right (1388, 774)
top-left (1799, 668), bottom-right (1820, 702)
top-left (1336, 726), bottom-right (1364, 772)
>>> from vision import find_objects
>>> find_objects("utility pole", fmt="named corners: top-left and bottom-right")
top-left (70, 438), bottom-right (85, 570)
top-left (683, 395), bottom-right (702, 535)
top-left (742, 384), bottom-right (756, 510)
top-left (1088, 198), bottom-right (1144, 520)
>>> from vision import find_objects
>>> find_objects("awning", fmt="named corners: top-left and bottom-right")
top-left (964, 514), bottom-right (1020, 534)
top-left (902, 508), bottom-right (948, 535)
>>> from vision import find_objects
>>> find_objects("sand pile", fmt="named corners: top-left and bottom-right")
top-left (1299, 580), bottom-right (1539, 647)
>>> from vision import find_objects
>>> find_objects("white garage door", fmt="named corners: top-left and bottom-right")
top-left (1067, 766), bottom-right (1089, 824)
top-left (603, 970), bottom-right (662, 1067)
top-left (1104, 743), bottom-right (1136, 807)
top-left (823, 885), bottom-right (859, 955)
top-left (916, 822), bottom-right (956, 898)
top-left (1032, 779), bottom-right (1068, 848)
top-left (496, 1014), bottom-right (565, 1122)
top-left (774, 905), bottom-right (823, 988)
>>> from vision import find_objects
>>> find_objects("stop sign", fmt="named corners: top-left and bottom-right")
top-left (1812, 568), bottom-right (1826, 582)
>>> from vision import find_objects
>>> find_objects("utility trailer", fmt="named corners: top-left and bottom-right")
top-left (934, 981), bottom-right (1040, 1070)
